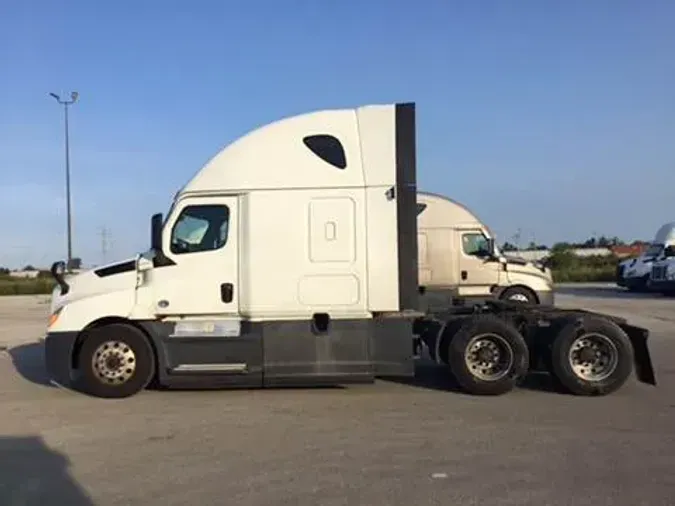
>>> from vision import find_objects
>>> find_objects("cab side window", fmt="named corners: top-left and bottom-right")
top-left (170, 205), bottom-right (229, 255)
top-left (462, 233), bottom-right (489, 257)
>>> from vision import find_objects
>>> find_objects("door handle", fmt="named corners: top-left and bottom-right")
top-left (220, 283), bottom-right (234, 303)
top-left (461, 270), bottom-right (467, 280)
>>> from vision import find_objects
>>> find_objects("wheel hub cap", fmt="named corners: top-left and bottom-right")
top-left (477, 347), bottom-right (496, 362)
top-left (509, 294), bottom-right (529, 303)
top-left (92, 340), bottom-right (137, 385)
top-left (464, 333), bottom-right (515, 381)
top-left (568, 333), bottom-right (619, 382)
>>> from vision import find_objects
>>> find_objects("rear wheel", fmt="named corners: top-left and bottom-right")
top-left (445, 315), bottom-right (529, 395)
top-left (76, 323), bottom-right (155, 399)
top-left (548, 317), bottom-right (633, 396)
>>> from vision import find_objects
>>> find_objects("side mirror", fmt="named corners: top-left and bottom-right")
top-left (665, 246), bottom-right (675, 258)
top-left (151, 213), bottom-right (163, 252)
top-left (486, 238), bottom-right (496, 257)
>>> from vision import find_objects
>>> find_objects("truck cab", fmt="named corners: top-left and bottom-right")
top-left (647, 244), bottom-right (675, 295)
top-left (617, 222), bottom-right (675, 292)
top-left (45, 102), bottom-right (421, 398)
top-left (416, 191), bottom-right (553, 310)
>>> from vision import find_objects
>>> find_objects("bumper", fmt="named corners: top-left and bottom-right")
top-left (647, 279), bottom-right (675, 293)
top-left (621, 275), bottom-right (649, 290)
top-left (44, 331), bottom-right (79, 387)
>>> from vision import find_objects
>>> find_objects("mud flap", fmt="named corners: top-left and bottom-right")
top-left (621, 323), bottom-right (656, 386)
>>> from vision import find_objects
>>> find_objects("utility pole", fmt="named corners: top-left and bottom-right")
top-left (49, 91), bottom-right (79, 270)
top-left (513, 228), bottom-right (522, 251)
top-left (100, 227), bottom-right (109, 265)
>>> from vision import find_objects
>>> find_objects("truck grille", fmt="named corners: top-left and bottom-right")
top-left (651, 265), bottom-right (667, 281)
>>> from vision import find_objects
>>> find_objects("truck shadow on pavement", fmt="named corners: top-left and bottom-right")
top-left (8, 342), bottom-right (57, 388)
top-left (0, 436), bottom-right (94, 506)
top-left (383, 360), bottom-right (561, 395)
top-left (9, 342), bottom-right (561, 395)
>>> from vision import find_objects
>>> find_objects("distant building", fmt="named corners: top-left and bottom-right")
top-left (610, 244), bottom-right (649, 259)
top-left (9, 270), bottom-right (40, 279)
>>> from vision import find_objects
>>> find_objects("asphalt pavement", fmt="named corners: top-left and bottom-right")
top-left (1, 287), bottom-right (674, 506)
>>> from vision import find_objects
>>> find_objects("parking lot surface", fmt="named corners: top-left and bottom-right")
top-left (1, 286), bottom-right (674, 506)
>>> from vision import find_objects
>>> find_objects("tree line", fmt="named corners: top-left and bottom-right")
top-left (500, 236), bottom-right (648, 252)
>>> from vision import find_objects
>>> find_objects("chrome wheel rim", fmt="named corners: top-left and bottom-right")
top-left (508, 293), bottom-right (529, 303)
top-left (464, 333), bottom-right (514, 381)
top-left (91, 340), bottom-right (137, 385)
top-left (568, 333), bottom-right (618, 382)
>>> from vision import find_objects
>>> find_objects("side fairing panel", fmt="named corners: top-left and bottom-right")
top-left (357, 102), bottom-right (419, 312)
top-left (394, 103), bottom-right (419, 311)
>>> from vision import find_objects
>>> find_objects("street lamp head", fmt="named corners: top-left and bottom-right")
top-left (49, 92), bottom-right (60, 102)
top-left (71, 91), bottom-right (79, 102)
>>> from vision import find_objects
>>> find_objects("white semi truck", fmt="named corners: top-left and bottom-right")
top-left (416, 192), bottom-right (553, 309)
top-left (647, 253), bottom-right (675, 295)
top-left (44, 102), bottom-right (655, 399)
top-left (616, 222), bottom-right (675, 292)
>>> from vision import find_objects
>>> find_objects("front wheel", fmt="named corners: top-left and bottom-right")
top-left (548, 317), bottom-right (633, 396)
top-left (76, 323), bottom-right (156, 399)
top-left (499, 286), bottom-right (537, 305)
top-left (445, 315), bottom-right (529, 395)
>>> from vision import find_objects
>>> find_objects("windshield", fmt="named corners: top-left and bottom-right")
top-left (644, 244), bottom-right (663, 258)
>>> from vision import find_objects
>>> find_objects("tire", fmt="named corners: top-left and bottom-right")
top-left (445, 314), bottom-right (529, 395)
top-left (76, 323), bottom-right (156, 399)
top-left (499, 286), bottom-right (537, 305)
top-left (548, 316), bottom-right (633, 396)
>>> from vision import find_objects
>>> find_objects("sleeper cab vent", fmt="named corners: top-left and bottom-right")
top-left (303, 134), bottom-right (347, 169)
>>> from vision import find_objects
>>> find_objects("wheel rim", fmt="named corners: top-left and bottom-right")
top-left (508, 293), bottom-right (529, 303)
top-left (91, 340), bottom-right (137, 385)
top-left (464, 333), bottom-right (514, 381)
top-left (568, 333), bottom-right (619, 382)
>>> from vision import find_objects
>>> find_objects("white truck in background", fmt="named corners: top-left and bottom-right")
top-left (647, 251), bottom-right (675, 296)
top-left (616, 222), bottom-right (675, 292)
top-left (417, 191), bottom-right (554, 308)
top-left (43, 102), bottom-right (655, 399)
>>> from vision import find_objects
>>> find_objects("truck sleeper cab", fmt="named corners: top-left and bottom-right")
top-left (44, 102), bottom-right (656, 399)
top-left (416, 191), bottom-right (554, 309)
top-left (45, 102), bottom-right (421, 398)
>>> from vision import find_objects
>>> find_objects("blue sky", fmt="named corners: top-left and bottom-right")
top-left (1, 0), bottom-right (674, 268)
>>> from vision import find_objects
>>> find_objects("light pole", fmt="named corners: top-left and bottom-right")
top-left (49, 91), bottom-right (79, 269)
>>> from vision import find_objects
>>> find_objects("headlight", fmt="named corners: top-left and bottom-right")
top-left (48, 306), bottom-right (63, 329)
top-left (667, 268), bottom-right (675, 281)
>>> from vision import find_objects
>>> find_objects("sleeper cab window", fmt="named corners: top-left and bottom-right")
top-left (462, 233), bottom-right (489, 257)
top-left (170, 204), bottom-right (230, 254)
top-left (303, 134), bottom-right (347, 169)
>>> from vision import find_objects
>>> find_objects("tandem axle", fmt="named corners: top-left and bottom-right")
top-left (413, 299), bottom-right (656, 396)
